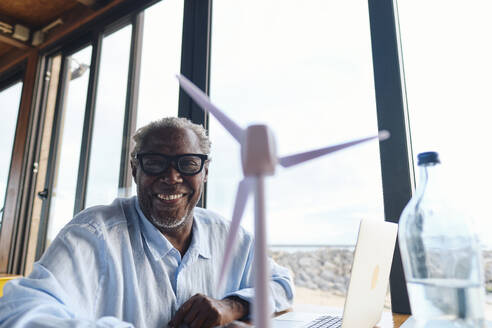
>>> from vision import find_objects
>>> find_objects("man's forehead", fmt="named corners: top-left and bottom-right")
top-left (141, 127), bottom-right (200, 152)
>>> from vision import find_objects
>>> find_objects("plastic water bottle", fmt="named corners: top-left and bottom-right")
top-left (398, 151), bottom-right (485, 327)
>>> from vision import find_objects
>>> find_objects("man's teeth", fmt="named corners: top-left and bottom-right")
top-left (157, 194), bottom-right (183, 200)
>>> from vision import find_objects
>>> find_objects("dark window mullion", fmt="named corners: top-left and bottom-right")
top-left (178, 0), bottom-right (212, 127)
top-left (74, 33), bottom-right (103, 214)
top-left (368, 0), bottom-right (413, 314)
top-left (119, 13), bottom-right (144, 196)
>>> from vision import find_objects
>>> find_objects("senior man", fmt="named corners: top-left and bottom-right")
top-left (0, 117), bottom-right (293, 328)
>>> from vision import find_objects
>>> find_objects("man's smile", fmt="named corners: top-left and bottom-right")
top-left (156, 193), bottom-right (185, 201)
top-left (154, 191), bottom-right (192, 206)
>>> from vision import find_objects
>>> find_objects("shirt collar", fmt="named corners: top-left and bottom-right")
top-left (134, 198), bottom-right (211, 260)
top-left (189, 212), bottom-right (211, 259)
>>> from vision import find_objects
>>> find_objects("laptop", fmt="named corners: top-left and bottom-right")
top-left (272, 219), bottom-right (398, 328)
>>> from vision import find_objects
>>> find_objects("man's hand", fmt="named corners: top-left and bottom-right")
top-left (168, 294), bottom-right (249, 328)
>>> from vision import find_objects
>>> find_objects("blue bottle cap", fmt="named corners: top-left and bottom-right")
top-left (417, 151), bottom-right (440, 165)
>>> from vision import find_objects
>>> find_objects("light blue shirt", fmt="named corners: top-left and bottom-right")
top-left (0, 197), bottom-right (293, 327)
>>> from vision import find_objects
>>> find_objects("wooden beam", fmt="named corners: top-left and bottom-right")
top-left (0, 34), bottom-right (31, 50)
top-left (0, 14), bottom-right (18, 27)
top-left (0, 48), bottom-right (30, 76)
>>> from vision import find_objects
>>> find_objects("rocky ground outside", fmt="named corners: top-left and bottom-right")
top-left (269, 247), bottom-right (492, 312)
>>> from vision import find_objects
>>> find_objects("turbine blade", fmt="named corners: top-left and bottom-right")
top-left (217, 178), bottom-right (253, 291)
top-left (176, 74), bottom-right (244, 143)
top-left (278, 130), bottom-right (390, 168)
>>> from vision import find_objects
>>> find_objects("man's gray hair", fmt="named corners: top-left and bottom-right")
top-left (130, 117), bottom-right (211, 158)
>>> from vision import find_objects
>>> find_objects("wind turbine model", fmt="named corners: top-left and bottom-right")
top-left (176, 74), bottom-right (389, 328)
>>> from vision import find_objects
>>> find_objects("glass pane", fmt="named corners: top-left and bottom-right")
top-left (46, 46), bottom-right (92, 245)
top-left (85, 25), bottom-right (132, 208)
top-left (397, 0), bottom-right (492, 317)
top-left (136, 0), bottom-right (183, 129)
top-left (209, 0), bottom-right (385, 308)
top-left (0, 81), bottom-right (22, 229)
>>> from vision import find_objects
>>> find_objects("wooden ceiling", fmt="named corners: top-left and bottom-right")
top-left (0, 1), bottom-right (80, 27)
top-left (0, 0), bottom-right (115, 71)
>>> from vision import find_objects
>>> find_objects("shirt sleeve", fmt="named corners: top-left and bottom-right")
top-left (0, 223), bottom-right (134, 328)
top-left (223, 242), bottom-right (294, 314)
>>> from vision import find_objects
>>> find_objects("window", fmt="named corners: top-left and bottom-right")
top-left (136, 0), bottom-right (184, 129)
top-left (208, 0), bottom-right (386, 307)
top-left (46, 46), bottom-right (93, 245)
top-left (44, 23), bottom-right (136, 247)
top-left (397, 0), bottom-right (492, 314)
top-left (0, 80), bottom-right (22, 229)
top-left (5, 0), bottom-right (411, 310)
top-left (85, 26), bottom-right (133, 208)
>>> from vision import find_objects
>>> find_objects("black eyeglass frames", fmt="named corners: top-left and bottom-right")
top-left (135, 153), bottom-right (208, 176)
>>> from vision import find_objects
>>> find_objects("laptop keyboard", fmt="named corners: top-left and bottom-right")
top-left (303, 315), bottom-right (342, 328)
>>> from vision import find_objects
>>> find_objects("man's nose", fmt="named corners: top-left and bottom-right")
top-left (160, 165), bottom-right (183, 184)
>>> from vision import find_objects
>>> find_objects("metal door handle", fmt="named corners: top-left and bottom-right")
top-left (37, 189), bottom-right (49, 199)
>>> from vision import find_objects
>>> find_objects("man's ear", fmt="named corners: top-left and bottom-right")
top-left (203, 161), bottom-right (209, 183)
top-left (131, 160), bottom-right (137, 181)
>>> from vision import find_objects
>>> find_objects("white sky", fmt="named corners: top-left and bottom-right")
top-left (207, 0), bottom-right (383, 246)
top-left (208, 0), bottom-right (492, 247)
top-left (397, 0), bottom-right (492, 247)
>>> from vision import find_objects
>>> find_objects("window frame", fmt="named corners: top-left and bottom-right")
top-left (32, 15), bottom-right (145, 260)
top-left (1, 0), bottom-right (413, 313)
top-left (0, 52), bottom-right (39, 274)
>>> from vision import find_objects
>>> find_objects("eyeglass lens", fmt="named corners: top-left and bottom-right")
top-left (140, 154), bottom-right (203, 175)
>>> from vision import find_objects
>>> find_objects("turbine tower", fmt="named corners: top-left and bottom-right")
top-left (176, 74), bottom-right (389, 328)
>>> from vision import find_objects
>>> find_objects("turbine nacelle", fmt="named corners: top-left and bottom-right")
top-left (242, 125), bottom-right (277, 176)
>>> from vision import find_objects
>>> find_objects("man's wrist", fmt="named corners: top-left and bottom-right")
top-left (224, 296), bottom-right (250, 320)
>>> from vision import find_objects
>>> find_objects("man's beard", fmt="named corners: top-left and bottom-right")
top-left (138, 192), bottom-right (192, 230)
top-left (149, 212), bottom-right (189, 230)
